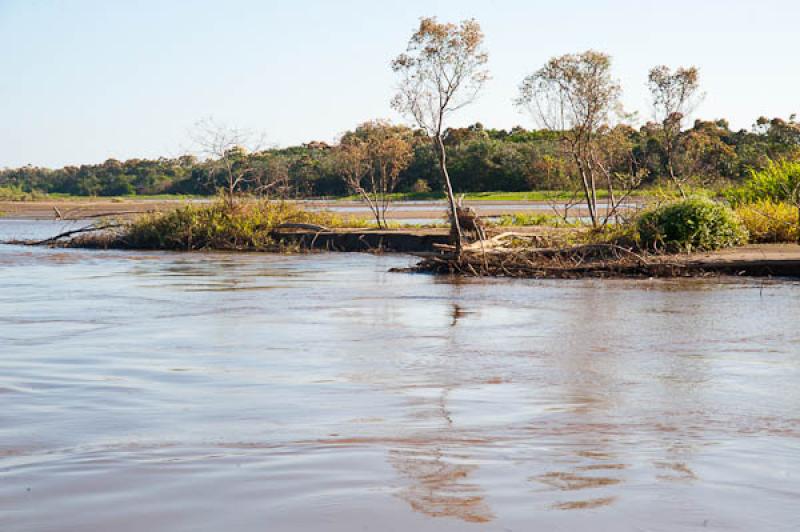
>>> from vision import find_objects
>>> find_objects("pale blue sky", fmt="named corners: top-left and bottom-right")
top-left (1, 0), bottom-right (798, 168)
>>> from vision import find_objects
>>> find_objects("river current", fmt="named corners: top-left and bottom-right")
top-left (1, 220), bottom-right (798, 531)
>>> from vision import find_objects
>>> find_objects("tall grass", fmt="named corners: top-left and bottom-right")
top-left (735, 200), bottom-right (799, 243)
top-left (724, 160), bottom-right (800, 206)
top-left (114, 199), bottom-right (368, 251)
top-left (494, 212), bottom-right (573, 227)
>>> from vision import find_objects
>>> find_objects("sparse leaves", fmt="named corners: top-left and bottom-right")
top-left (391, 17), bottom-right (489, 136)
top-left (335, 120), bottom-right (414, 227)
top-left (392, 16), bottom-right (490, 250)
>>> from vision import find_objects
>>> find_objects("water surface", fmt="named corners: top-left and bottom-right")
top-left (1, 221), bottom-right (799, 531)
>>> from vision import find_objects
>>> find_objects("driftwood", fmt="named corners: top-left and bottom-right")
top-left (14, 223), bottom-right (123, 247)
top-left (74, 210), bottom-right (154, 220)
top-left (412, 242), bottom-right (692, 278)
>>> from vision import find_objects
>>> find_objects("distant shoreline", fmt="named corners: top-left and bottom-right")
top-left (0, 197), bottom-right (643, 221)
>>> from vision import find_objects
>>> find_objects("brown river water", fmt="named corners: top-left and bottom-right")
top-left (1, 220), bottom-right (799, 531)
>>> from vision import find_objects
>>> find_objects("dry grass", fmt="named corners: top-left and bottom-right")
top-left (735, 200), bottom-right (799, 243)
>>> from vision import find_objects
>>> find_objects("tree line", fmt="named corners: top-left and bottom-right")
top-left (2, 116), bottom-right (797, 197)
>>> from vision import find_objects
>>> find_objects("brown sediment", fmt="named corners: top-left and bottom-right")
top-left (389, 448), bottom-right (495, 524)
top-left (0, 198), bottom-right (200, 220)
top-left (535, 472), bottom-right (622, 491)
top-left (576, 464), bottom-right (628, 471)
top-left (655, 462), bottom-right (698, 481)
top-left (576, 451), bottom-right (615, 460)
top-left (554, 497), bottom-right (617, 510)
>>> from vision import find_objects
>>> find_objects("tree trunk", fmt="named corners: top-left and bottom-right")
top-left (574, 153), bottom-right (598, 228)
top-left (667, 158), bottom-right (686, 199)
top-left (435, 134), bottom-right (463, 254)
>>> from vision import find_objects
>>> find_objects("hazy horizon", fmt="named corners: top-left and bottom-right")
top-left (2, 0), bottom-right (798, 168)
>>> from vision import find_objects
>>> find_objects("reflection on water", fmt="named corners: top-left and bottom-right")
top-left (1, 221), bottom-right (799, 531)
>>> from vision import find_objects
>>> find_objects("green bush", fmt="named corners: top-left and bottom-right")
top-left (735, 200), bottom-right (799, 243)
top-left (636, 197), bottom-right (748, 252)
top-left (724, 159), bottom-right (800, 206)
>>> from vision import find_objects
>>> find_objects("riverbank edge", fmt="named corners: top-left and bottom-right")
top-left (403, 244), bottom-right (800, 279)
top-left (11, 223), bottom-right (799, 280)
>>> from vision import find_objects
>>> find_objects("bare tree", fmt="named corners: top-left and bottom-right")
top-left (516, 50), bottom-right (631, 228)
top-left (392, 17), bottom-right (489, 253)
top-left (192, 118), bottom-right (265, 207)
top-left (335, 120), bottom-right (413, 228)
top-left (648, 65), bottom-right (703, 197)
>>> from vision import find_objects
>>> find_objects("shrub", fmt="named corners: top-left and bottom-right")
top-left (411, 179), bottom-right (431, 194)
top-left (636, 197), bottom-right (748, 252)
top-left (725, 159), bottom-right (800, 206)
top-left (735, 200), bottom-right (799, 243)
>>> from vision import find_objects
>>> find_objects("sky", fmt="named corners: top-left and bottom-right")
top-left (1, 0), bottom-right (798, 168)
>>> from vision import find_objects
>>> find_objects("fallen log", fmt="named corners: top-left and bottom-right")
top-left (13, 223), bottom-right (123, 246)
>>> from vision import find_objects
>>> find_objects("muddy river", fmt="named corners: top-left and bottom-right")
top-left (1, 220), bottom-right (798, 531)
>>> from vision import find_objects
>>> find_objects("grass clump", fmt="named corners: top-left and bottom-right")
top-left (735, 200), bottom-right (799, 243)
top-left (494, 212), bottom-right (568, 227)
top-left (636, 197), bottom-right (748, 252)
top-left (119, 199), bottom-right (365, 251)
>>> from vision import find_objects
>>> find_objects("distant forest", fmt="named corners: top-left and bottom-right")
top-left (2, 116), bottom-right (799, 197)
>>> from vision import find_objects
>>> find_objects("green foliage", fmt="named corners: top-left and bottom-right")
top-left (724, 160), bottom-right (800, 206)
top-left (495, 212), bottom-right (566, 227)
top-left (648, 183), bottom-right (717, 201)
top-left (735, 200), bottom-right (799, 243)
top-left (0, 185), bottom-right (44, 201)
top-left (636, 197), bottom-right (748, 252)
top-left (2, 116), bottom-right (799, 198)
top-left (121, 199), bottom-right (367, 251)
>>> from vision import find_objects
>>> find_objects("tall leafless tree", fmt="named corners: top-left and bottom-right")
top-left (516, 50), bottom-right (630, 227)
top-left (648, 65), bottom-right (703, 197)
top-left (192, 118), bottom-right (265, 207)
top-left (392, 17), bottom-right (489, 253)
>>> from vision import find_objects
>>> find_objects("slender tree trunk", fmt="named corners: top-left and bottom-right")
top-left (574, 153), bottom-right (598, 228)
top-left (605, 172), bottom-right (616, 225)
top-left (667, 158), bottom-right (686, 199)
top-left (356, 187), bottom-right (382, 228)
top-left (435, 134), bottom-right (463, 254)
top-left (665, 134), bottom-right (687, 199)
